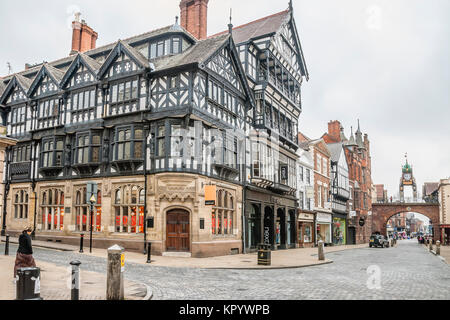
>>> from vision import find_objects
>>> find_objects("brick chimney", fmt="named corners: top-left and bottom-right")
top-left (180, 0), bottom-right (209, 40)
top-left (70, 13), bottom-right (98, 55)
top-left (327, 120), bottom-right (342, 142)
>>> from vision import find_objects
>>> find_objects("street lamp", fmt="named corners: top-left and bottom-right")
top-left (89, 194), bottom-right (96, 253)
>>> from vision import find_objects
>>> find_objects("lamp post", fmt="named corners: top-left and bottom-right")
top-left (89, 194), bottom-right (96, 254)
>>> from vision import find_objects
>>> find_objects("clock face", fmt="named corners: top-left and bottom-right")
top-left (404, 173), bottom-right (412, 181)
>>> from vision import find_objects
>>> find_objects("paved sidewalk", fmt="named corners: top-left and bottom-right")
top-left (0, 254), bottom-right (150, 300)
top-left (439, 246), bottom-right (450, 264)
top-left (2, 236), bottom-right (367, 269)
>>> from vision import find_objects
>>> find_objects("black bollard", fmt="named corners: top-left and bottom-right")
top-left (146, 242), bottom-right (152, 263)
top-left (70, 261), bottom-right (82, 300)
top-left (5, 235), bottom-right (9, 256)
top-left (16, 267), bottom-right (43, 300)
top-left (79, 234), bottom-right (84, 253)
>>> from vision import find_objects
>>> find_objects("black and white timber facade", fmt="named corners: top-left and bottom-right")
top-left (0, 2), bottom-right (308, 257)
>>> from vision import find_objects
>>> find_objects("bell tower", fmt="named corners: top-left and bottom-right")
top-left (399, 153), bottom-right (417, 203)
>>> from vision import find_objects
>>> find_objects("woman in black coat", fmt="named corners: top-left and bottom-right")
top-left (14, 227), bottom-right (36, 278)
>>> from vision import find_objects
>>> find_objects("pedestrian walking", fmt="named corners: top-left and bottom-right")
top-left (13, 226), bottom-right (36, 279)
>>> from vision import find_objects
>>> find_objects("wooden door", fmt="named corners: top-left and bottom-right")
top-left (166, 210), bottom-right (190, 252)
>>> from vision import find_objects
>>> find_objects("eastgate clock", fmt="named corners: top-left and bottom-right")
top-left (404, 173), bottom-right (412, 181)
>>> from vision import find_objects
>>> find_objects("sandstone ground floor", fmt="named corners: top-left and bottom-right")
top-left (2, 173), bottom-right (243, 257)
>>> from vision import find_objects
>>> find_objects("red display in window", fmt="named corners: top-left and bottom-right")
top-left (115, 216), bottom-right (121, 226)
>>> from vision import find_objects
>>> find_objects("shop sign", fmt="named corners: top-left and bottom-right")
top-left (359, 218), bottom-right (366, 227)
top-left (349, 211), bottom-right (357, 218)
top-left (316, 212), bottom-right (332, 223)
top-left (264, 227), bottom-right (270, 245)
top-left (306, 187), bottom-right (314, 199)
top-left (298, 212), bottom-right (313, 221)
top-left (205, 185), bottom-right (216, 206)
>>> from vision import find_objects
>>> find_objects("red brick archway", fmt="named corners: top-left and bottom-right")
top-left (372, 204), bottom-right (440, 242)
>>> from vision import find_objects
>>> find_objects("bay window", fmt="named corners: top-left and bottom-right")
top-left (41, 137), bottom-right (64, 168)
top-left (114, 125), bottom-right (144, 161)
top-left (75, 132), bottom-right (102, 164)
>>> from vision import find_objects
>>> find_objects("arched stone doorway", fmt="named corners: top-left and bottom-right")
top-left (372, 203), bottom-right (439, 242)
top-left (166, 209), bottom-right (190, 252)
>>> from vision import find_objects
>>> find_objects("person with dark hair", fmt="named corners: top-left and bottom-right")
top-left (13, 227), bottom-right (36, 279)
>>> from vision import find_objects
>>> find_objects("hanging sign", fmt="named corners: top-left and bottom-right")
top-left (205, 185), bottom-right (217, 206)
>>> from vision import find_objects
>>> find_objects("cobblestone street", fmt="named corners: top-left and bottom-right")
top-left (2, 239), bottom-right (449, 300)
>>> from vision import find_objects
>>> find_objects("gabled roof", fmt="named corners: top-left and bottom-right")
top-left (98, 40), bottom-right (151, 79)
top-left (306, 138), bottom-right (331, 157)
top-left (155, 34), bottom-right (255, 108)
top-left (327, 142), bottom-right (344, 163)
top-left (0, 74), bottom-right (33, 104)
top-left (211, 10), bottom-right (290, 44)
top-left (60, 53), bottom-right (102, 88)
top-left (28, 63), bottom-right (65, 96)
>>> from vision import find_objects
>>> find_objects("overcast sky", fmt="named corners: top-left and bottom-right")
top-left (1, 0), bottom-right (449, 198)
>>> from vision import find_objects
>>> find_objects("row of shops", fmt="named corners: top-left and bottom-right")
top-left (244, 187), bottom-right (351, 251)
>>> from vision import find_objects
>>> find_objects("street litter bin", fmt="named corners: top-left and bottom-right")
top-left (258, 244), bottom-right (271, 266)
top-left (16, 267), bottom-right (43, 300)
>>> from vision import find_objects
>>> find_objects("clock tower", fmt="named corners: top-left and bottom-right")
top-left (399, 154), bottom-right (417, 202)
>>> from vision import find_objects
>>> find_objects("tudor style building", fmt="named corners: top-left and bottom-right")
top-left (0, 1), bottom-right (309, 257)
top-left (215, 3), bottom-right (309, 252)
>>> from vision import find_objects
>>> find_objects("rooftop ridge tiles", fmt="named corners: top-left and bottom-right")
top-left (209, 10), bottom-right (289, 39)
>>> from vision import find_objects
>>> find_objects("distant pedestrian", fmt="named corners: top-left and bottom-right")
top-left (13, 227), bottom-right (36, 279)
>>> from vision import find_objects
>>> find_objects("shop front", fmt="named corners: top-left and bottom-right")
top-left (332, 217), bottom-right (347, 246)
top-left (297, 209), bottom-right (315, 248)
top-left (316, 212), bottom-right (332, 245)
top-left (245, 187), bottom-right (297, 251)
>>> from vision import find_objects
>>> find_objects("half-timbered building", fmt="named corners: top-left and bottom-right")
top-left (213, 2), bottom-right (309, 251)
top-left (0, 0), bottom-right (309, 257)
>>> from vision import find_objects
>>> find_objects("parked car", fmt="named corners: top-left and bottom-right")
top-left (369, 235), bottom-right (390, 248)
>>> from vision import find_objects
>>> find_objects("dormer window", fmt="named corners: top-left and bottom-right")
top-left (149, 36), bottom-right (182, 59)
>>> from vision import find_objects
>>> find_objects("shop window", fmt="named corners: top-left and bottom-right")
top-left (74, 188), bottom-right (102, 232)
top-left (14, 190), bottom-right (28, 220)
top-left (40, 189), bottom-right (64, 231)
top-left (114, 185), bottom-right (145, 234)
top-left (212, 190), bottom-right (235, 236)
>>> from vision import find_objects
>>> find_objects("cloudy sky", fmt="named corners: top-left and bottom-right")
top-left (1, 0), bottom-right (449, 198)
